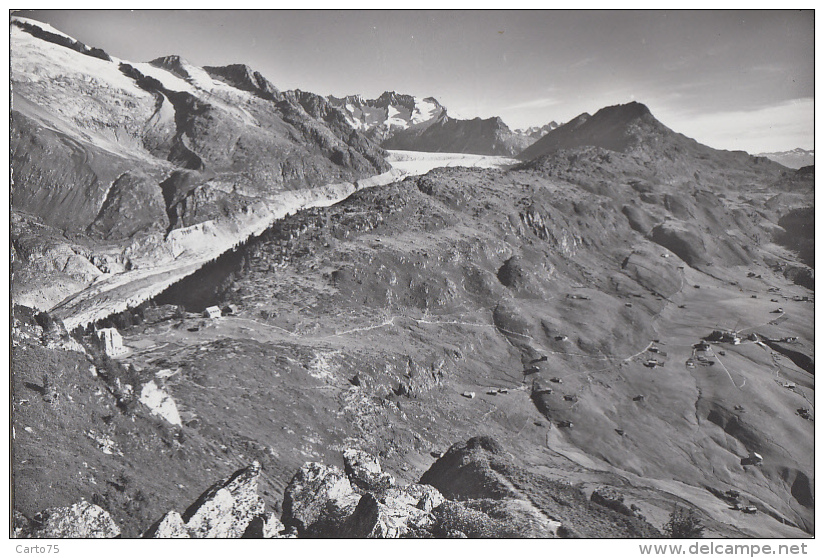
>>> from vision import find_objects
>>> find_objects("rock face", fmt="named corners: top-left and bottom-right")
top-left (339, 491), bottom-right (438, 538)
top-left (329, 92), bottom-right (447, 144)
top-left (281, 461), bottom-right (361, 536)
top-left (15, 501), bottom-right (121, 538)
top-left (343, 448), bottom-right (395, 492)
top-left (180, 461), bottom-right (265, 538)
top-left (145, 461), bottom-right (269, 538)
top-left (144, 511), bottom-right (189, 538)
top-left (242, 512), bottom-right (288, 538)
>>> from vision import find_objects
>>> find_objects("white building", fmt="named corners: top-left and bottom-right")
top-left (203, 306), bottom-right (222, 319)
top-left (96, 327), bottom-right (126, 357)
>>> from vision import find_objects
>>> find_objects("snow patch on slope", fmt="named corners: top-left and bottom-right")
top-left (386, 105), bottom-right (408, 128)
top-left (410, 97), bottom-right (441, 124)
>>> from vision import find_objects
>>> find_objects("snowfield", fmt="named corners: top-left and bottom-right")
top-left (11, 25), bottom-right (151, 97)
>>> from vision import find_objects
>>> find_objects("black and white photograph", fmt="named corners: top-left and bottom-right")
top-left (8, 6), bottom-right (815, 545)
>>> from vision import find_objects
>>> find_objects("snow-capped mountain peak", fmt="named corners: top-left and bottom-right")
top-left (756, 148), bottom-right (814, 169)
top-left (328, 91), bottom-right (447, 140)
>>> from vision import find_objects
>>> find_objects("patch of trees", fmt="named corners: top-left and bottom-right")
top-left (664, 507), bottom-right (705, 538)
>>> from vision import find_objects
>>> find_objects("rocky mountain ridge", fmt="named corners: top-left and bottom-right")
top-left (516, 121), bottom-right (560, 139)
top-left (756, 148), bottom-right (814, 170)
top-left (329, 91), bottom-right (548, 156)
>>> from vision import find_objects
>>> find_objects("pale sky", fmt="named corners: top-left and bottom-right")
top-left (15, 9), bottom-right (814, 153)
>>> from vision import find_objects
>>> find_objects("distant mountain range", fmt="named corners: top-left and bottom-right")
top-left (330, 92), bottom-right (553, 157)
top-left (515, 121), bottom-right (560, 139)
top-left (756, 148), bottom-right (814, 169)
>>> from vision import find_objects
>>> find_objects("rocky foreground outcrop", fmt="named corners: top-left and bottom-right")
top-left (14, 437), bottom-right (661, 538)
top-left (282, 449), bottom-right (446, 538)
top-left (13, 502), bottom-right (121, 538)
top-left (142, 461), bottom-right (287, 538)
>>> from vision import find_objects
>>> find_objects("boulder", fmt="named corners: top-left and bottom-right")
top-left (180, 461), bottom-right (265, 538)
top-left (139, 380), bottom-right (182, 426)
top-left (144, 511), bottom-right (189, 538)
top-left (339, 493), bottom-right (413, 538)
top-left (20, 501), bottom-right (120, 538)
top-left (363, 482), bottom-right (447, 538)
top-left (340, 485), bottom-right (445, 538)
top-left (242, 511), bottom-right (288, 538)
top-left (343, 448), bottom-right (395, 493)
top-left (281, 461), bottom-right (361, 536)
top-left (382, 483), bottom-right (445, 512)
top-left (282, 449), bottom-right (448, 538)
top-left (144, 461), bottom-right (266, 538)
top-left (144, 462), bottom-right (291, 539)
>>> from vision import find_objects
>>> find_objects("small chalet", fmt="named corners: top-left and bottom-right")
top-left (203, 306), bottom-right (222, 319)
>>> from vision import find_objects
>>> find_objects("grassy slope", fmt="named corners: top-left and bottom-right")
top-left (12, 164), bottom-right (813, 537)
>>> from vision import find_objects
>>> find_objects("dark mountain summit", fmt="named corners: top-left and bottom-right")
top-left (516, 101), bottom-right (788, 195)
top-left (374, 90), bottom-right (421, 111)
top-left (519, 102), bottom-right (663, 160)
top-left (204, 63), bottom-right (280, 99)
